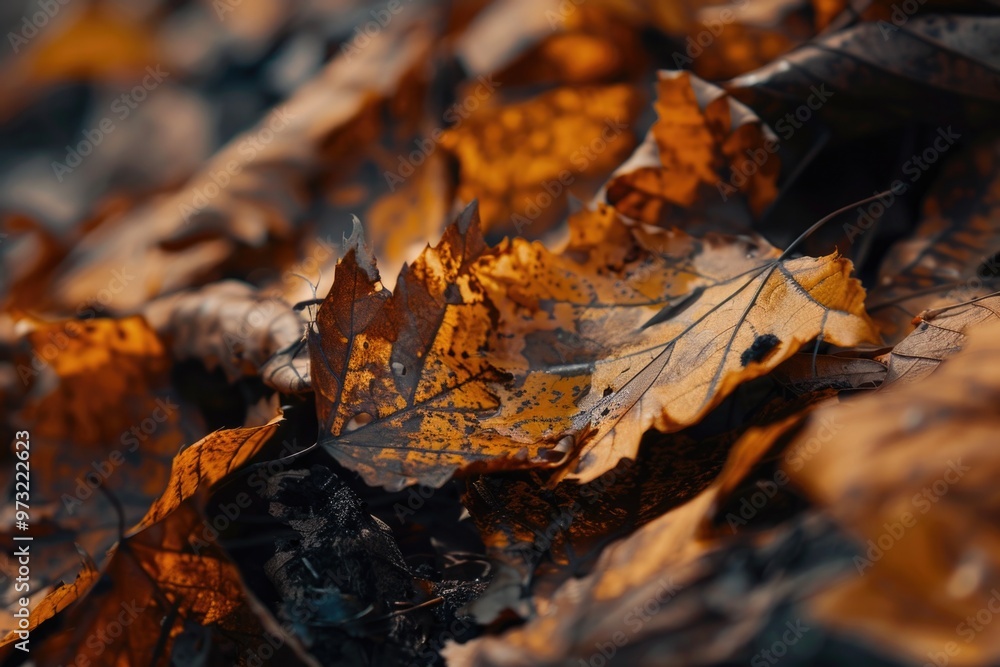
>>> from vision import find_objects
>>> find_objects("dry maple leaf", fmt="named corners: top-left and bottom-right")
top-left (604, 70), bottom-right (780, 229)
top-left (2, 503), bottom-right (314, 667)
top-left (310, 199), bottom-right (878, 490)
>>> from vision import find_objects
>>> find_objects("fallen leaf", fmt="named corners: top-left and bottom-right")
top-left (11, 316), bottom-right (197, 566)
top-left (11, 15), bottom-right (435, 315)
top-left (604, 70), bottom-right (780, 229)
top-left (880, 294), bottom-right (1000, 388)
top-left (311, 200), bottom-right (878, 489)
top-left (786, 320), bottom-right (1000, 665)
top-left (129, 411), bottom-right (283, 535)
top-left (727, 14), bottom-right (1000, 133)
top-left (441, 85), bottom-right (643, 236)
top-left (868, 138), bottom-right (1000, 342)
top-left (141, 280), bottom-right (307, 391)
top-left (4, 502), bottom-right (315, 667)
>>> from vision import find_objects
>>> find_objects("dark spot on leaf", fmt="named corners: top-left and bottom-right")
top-left (740, 334), bottom-right (781, 367)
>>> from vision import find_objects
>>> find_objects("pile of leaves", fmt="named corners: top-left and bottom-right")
top-left (2, 0), bottom-right (1000, 665)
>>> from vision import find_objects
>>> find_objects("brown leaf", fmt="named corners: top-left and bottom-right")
top-left (771, 352), bottom-right (887, 393)
top-left (444, 416), bottom-right (801, 666)
top-left (605, 70), bottom-right (780, 229)
top-left (141, 280), bottom-right (308, 392)
top-left (0, 547), bottom-right (100, 647)
top-left (310, 200), bottom-right (878, 489)
top-left (11, 15), bottom-right (435, 315)
top-left (880, 294), bottom-right (1000, 388)
top-left (440, 85), bottom-right (643, 236)
top-left (868, 138), bottom-right (1000, 343)
top-left (455, 0), bottom-right (649, 87)
top-left (726, 14), bottom-right (1000, 133)
top-left (782, 320), bottom-right (1000, 665)
top-left (4, 503), bottom-right (314, 667)
top-left (129, 412), bottom-right (283, 535)
top-left (463, 429), bottom-right (735, 614)
top-left (11, 316), bottom-right (197, 567)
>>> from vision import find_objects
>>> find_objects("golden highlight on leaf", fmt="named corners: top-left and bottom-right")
top-left (311, 201), bottom-right (878, 489)
top-left (441, 85), bottom-right (643, 235)
top-left (130, 412), bottom-right (283, 534)
top-left (606, 70), bottom-right (780, 225)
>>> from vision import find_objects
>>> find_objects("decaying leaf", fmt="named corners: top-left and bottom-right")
top-left (454, 0), bottom-right (649, 87)
top-left (10, 316), bottom-right (197, 568)
top-left (0, 548), bottom-right (100, 647)
top-left (129, 411), bottom-right (283, 535)
top-left (726, 14), bottom-right (1000, 133)
top-left (784, 320), bottom-right (1000, 666)
top-left (7, 14), bottom-right (435, 315)
top-left (605, 70), bottom-right (780, 230)
top-left (310, 198), bottom-right (878, 489)
top-left (5, 503), bottom-right (313, 667)
top-left (879, 294), bottom-right (1000, 388)
top-left (462, 429), bottom-right (735, 611)
top-left (869, 138), bottom-right (1000, 342)
top-left (444, 415), bottom-right (816, 666)
top-left (141, 280), bottom-right (308, 392)
top-left (440, 85), bottom-right (643, 236)
top-left (771, 352), bottom-right (887, 394)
